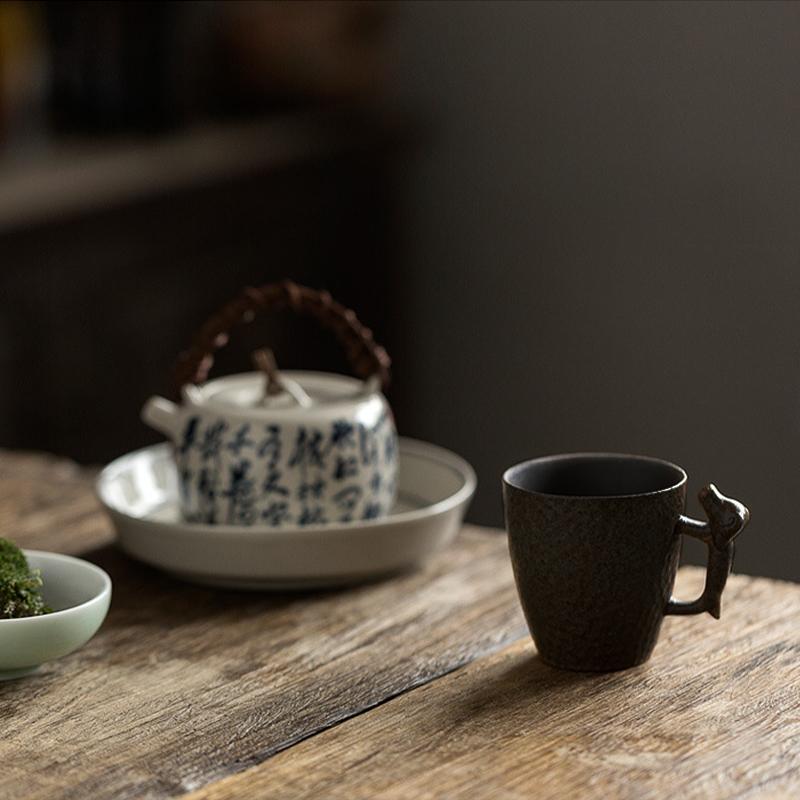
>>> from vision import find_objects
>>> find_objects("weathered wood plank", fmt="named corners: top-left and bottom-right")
top-left (0, 448), bottom-right (525, 800)
top-left (188, 569), bottom-right (800, 800)
top-left (0, 450), bottom-right (110, 554)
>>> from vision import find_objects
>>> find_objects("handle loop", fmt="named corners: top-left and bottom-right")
top-left (173, 280), bottom-right (391, 394)
top-left (666, 484), bottom-right (750, 619)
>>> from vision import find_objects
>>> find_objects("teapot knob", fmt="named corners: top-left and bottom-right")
top-left (252, 348), bottom-right (313, 409)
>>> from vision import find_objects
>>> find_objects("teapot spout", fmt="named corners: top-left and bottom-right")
top-left (141, 396), bottom-right (182, 438)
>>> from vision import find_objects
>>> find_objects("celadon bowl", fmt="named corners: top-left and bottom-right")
top-left (0, 551), bottom-right (112, 680)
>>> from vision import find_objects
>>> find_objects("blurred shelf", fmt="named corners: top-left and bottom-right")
top-left (0, 113), bottom-right (392, 234)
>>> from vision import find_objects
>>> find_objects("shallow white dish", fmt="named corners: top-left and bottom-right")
top-left (97, 438), bottom-right (476, 589)
top-left (0, 551), bottom-right (112, 680)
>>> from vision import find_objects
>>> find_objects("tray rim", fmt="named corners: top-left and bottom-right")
top-left (96, 437), bottom-right (477, 539)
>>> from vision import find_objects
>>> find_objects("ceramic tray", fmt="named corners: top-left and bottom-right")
top-left (97, 438), bottom-right (476, 589)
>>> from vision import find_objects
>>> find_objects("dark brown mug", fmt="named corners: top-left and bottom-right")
top-left (502, 453), bottom-right (750, 671)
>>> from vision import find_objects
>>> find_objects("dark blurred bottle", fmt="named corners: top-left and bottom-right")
top-left (0, 1), bottom-right (49, 156)
top-left (43, 0), bottom-right (390, 136)
top-left (44, 1), bottom-right (211, 136)
top-left (217, 0), bottom-right (389, 114)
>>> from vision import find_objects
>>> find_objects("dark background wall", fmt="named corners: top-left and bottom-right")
top-left (389, 1), bottom-right (800, 580)
top-left (1, 1), bottom-right (797, 582)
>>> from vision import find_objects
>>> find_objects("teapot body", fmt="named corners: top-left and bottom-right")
top-left (143, 372), bottom-right (398, 527)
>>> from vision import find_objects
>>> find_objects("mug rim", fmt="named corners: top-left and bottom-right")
top-left (502, 452), bottom-right (687, 500)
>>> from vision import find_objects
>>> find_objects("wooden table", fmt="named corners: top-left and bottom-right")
top-left (1, 451), bottom-right (798, 800)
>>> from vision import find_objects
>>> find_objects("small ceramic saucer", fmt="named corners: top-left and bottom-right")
top-left (97, 438), bottom-right (476, 589)
top-left (0, 552), bottom-right (112, 680)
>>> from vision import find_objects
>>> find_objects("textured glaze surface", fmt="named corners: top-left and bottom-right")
top-left (503, 454), bottom-right (750, 671)
top-left (504, 480), bottom-right (685, 671)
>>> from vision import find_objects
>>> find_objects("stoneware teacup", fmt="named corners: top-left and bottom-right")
top-left (502, 453), bottom-right (750, 671)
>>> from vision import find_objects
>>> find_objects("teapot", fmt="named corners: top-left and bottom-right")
top-left (142, 281), bottom-right (398, 528)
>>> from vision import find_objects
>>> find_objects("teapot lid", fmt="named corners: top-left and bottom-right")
top-left (183, 371), bottom-right (381, 419)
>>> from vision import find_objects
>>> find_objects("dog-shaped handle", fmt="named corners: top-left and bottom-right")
top-left (666, 484), bottom-right (750, 619)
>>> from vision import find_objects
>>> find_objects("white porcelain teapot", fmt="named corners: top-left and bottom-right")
top-left (142, 282), bottom-right (397, 528)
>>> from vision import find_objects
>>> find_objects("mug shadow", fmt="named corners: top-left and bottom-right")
top-left (446, 650), bottom-right (643, 730)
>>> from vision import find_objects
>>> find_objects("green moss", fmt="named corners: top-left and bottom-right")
top-left (0, 538), bottom-right (51, 619)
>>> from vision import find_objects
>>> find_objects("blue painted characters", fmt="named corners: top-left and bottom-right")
top-left (144, 371), bottom-right (398, 528)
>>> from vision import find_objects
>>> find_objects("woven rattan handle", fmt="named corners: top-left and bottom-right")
top-left (174, 280), bottom-right (391, 393)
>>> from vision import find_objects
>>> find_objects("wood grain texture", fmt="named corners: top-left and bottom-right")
top-left (0, 450), bottom-right (109, 554)
top-left (189, 568), bottom-right (800, 800)
top-left (4, 451), bottom-right (799, 800)
top-left (0, 452), bottom-right (524, 800)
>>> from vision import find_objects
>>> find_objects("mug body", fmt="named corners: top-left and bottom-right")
top-left (173, 372), bottom-right (398, 527)
top-left (503, 453), bottom-right (687, 671)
